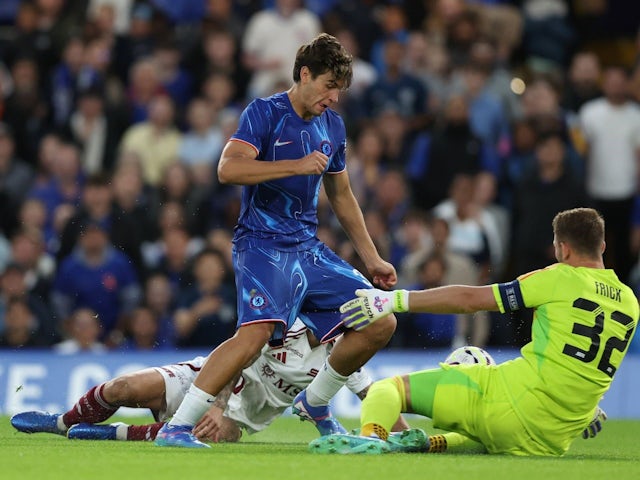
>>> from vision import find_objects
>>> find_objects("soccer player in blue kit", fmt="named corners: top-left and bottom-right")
top-left (155, 33), bottom-right (398, 448)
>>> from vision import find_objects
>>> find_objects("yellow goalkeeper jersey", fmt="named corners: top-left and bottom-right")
top-left (492, 263), bottom-right (638, 432)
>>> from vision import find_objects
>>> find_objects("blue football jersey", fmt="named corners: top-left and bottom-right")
top-left (230, 92), bottom-right (347, 251)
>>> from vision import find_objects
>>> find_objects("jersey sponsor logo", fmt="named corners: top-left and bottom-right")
top-left (272, 378), bottom-right (302, 397)
top-left (274, 138), bottom-right (294, 147)
top-left (260, 363), bottom-right (275, 378)
top-left (249, 290), bottom-right (268, 310)
top-left (319, 140), bottom-right (333, 156)
top-left (271, 351), bottom-right (287, 364)
top-left (284, 345), bottom-right (303, 358)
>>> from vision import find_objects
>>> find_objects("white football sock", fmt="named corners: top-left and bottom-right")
top-left (115, 424), bottom-right (128, 441)
top-left (57, 416), bottom-right (67, 432)
top-left (168, 384), bottom-right (215, 427)
top-left (305, 361), bottom-right (349, 406)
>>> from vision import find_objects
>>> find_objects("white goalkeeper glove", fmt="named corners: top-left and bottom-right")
top-left (582, 405), bottom-right (607, 439)
top-left (340, 288), bottom-right (409, 331)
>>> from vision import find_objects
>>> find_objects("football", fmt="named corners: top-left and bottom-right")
top-left (445, 346), bottom-right (495, 366)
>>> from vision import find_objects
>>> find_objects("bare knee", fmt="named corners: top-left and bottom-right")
top-left (103, 375), bottom-right (141, 406)
top-left (234, 323), bottom-right (275, 364)
top-left (362, 314), bottom-right (396, 347)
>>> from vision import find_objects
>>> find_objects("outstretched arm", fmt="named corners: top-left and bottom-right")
top-left (341, 286), bottom-right (499, 331)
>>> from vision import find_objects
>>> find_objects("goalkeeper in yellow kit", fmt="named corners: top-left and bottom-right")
top-left (314, 208), bottom-right (638, 456)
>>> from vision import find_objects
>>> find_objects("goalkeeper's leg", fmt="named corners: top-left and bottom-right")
top-left (360, 368), bottom-right (444, 440)
top-left (360, 368), bottom-right (485, 453)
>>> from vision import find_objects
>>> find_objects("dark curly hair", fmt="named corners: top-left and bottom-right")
top-left (293, 33), bottom-right (353, 88)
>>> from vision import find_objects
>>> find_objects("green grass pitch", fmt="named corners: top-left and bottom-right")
top-left (3, 415), bottom-right (639, 480)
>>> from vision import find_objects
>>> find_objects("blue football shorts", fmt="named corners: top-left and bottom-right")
top-left (233, 242), bottom-right (372, 343)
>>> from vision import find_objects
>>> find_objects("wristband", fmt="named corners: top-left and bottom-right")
top-left (394, 290), bottom-right (409, 313)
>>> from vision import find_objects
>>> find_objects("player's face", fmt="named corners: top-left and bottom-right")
top-left (299, 67), bottom-right (344, 119)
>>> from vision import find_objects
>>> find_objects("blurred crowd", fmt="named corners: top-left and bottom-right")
top-left (0, 0), bottom-right (640, 353)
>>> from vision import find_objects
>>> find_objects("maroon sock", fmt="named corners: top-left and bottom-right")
top-left (127, 422), bottom-right (165, 441)
top-left (62, 384), bottom-right (118, 427)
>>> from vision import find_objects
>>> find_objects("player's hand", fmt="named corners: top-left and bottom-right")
top-left (340, 288), bottom-right (409, 331)
top-left (193, 405), bottom-right (225, 442)
top-left (582, 406), bottom-right (607, 439)
top-left (368, 259), bottom-right (398, 290)
top-left (298, 151), bottom-right (328, 175)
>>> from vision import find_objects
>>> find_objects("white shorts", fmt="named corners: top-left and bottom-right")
top-left (153, 356), bottom-right (207, 422)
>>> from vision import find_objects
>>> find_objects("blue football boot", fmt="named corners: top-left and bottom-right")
top-left (11, 411), bottom-right (66, 435)
top-left (292, 390), bottom-right (347, 436)
top-left (154, 424), bottom-right (210, 448)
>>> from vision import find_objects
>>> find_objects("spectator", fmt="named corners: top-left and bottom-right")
top-left (32, 133), bottom-right (62, 184)
top-left (562, 51), bottom-right (603, 115)
top-left (112, 3), bottom-right (156, 85)
top-left (153, 40), bottom-right (193, 110)
top-left (0, 297), bottom-right (49, 349)
top-left (86, 0), bottom-right (133, 36)
top-left (433, 174), bottom-right (492, 283)
top-left (178, 97), bottom-right (224, 182)
top-left (345, 125), bottom-right (385, 208)
top-left (396, 209), bottom-right (434, 288)
top-left (111, 162), bottom-right (156, 243)
top-left (0, 260), bottom-right (54, 339)
top-left (242, 0), bottom-right (321, 98)
top-left (119, 94), bottom-right (182, 186)
top-left (406, 95), bottom-right (487, 211)
top-left (361, 38), bottom-right (428, 133)
top-left (65, 85), bottom-right (126, 175)
top-left (9, 227), bottom-right (56, 305)
top-left (53, 307), bottom-right (107, 354)
top-left (521, 0), bottom-right (576, 69)
top-left (372, 169), bottom-right (410, 261)
top-left (3, 57), bottom-right (49, 163)
top-left (143, 226), bottom-right (199, 294)
top-left (174, 249), bottom-right (235, 348)
top-left (196, 28), bottom-right (250, 104)
top-left (119, 306), bottom-right (163, 350)
top-left (28, 142), bottom-right (83, 250)
top-left (51, 220), bottom-right (141, 345)
top-left (142, 272), bottom-right (176, 348)
top-left (400, 254), bottom-right (457, 349)
top-left (468, 38), bottom-right (521, 121)
top-left (125, 58), bottom-right (164, 124)
top-left (152, 162), bottom-right (210, 236)
top-left (500, 118), bottom-right (538, 208)
top-left (369, 3), bottom-right (409, 76)
top-left (0, 122), bottom-right (34, 217)
top-left (459, 61), bottom-right (509, 155)
top-left (50, 36), bottom-right (101, 127)
top-left (579, 66), bottom-right (640, 281)
top-left (56, 173), bottom-right (143, 272)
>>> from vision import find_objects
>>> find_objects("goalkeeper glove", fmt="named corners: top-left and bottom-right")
top-left (582, 406), bottom-right (607, 439)
top-left (340, 288), bottom-right (409, 331)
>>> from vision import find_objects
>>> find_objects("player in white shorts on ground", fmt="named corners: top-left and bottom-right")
top-left (11, 319), bottom-right (410, 443)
